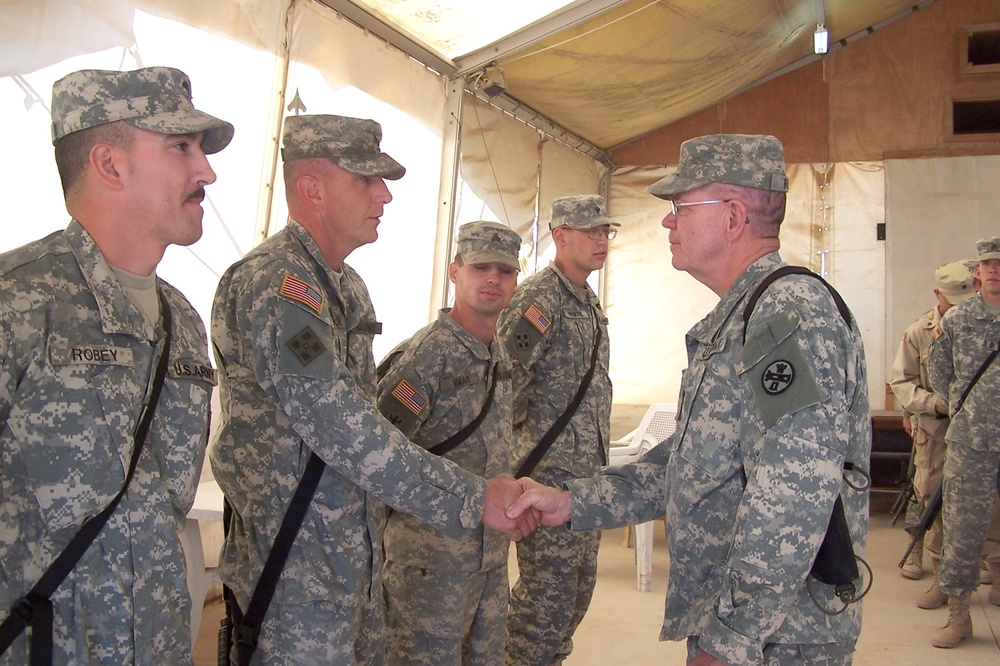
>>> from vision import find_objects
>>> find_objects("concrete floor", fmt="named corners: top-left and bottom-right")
top-left (193, 511), bottom-right (1000, 665)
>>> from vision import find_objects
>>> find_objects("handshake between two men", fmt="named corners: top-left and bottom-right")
top-left (481, 475), bottom-right (575, 541)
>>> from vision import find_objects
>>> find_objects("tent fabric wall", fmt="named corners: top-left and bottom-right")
top-left (459, 94), bottom-right (604, 273)
top-left (606, 162), bottom-right (885, 409)
top-left (885, 155), bottom-right (1000, 374)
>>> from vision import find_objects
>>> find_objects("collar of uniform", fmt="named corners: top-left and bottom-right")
top-left (438, 308), bottom-right (493, 360)
top-left (687, 250), bottom-right (783, 346)
top-left (547, 260), bottom-right (598, 306)
top-left (65, 219), bottom-right (157, 340)
top-left (286, 219), bottom-right (347, 311)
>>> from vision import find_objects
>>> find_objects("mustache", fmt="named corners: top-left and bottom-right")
top-left (186, 187), bottom-right (206, 202)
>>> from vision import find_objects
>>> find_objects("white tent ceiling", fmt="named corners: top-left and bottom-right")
top-left (327, 0), bottom-right (933, 155)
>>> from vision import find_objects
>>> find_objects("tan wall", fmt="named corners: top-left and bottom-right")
top-left (611, 0), bottom-right (1000, 165)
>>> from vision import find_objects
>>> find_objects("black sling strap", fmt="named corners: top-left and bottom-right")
top-left (429, 363), bottom-right (500, 457)
top-left (0, 292), bottom-right (174, 665)
top-left (225, 451), bottom-right (326, 666)
top-left (953, 340), bottom-right (999, 415)
top-left (742, 265), bottom-right (851, 342)
top-left (516, 325), bottom-right (603, 478)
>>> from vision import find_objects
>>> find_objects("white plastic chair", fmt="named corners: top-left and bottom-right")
top-left (608, 403), bottom-right (677, 591)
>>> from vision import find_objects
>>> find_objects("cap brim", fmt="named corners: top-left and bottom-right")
top-left (130, 110), bottom-right (234, 154)
top-left (647, 174), bottom-right (712, 200)
top-left (338, 154), bottom-right (406, 180)
top-left (979, 252), bottom-right (1000, 261)
top-left (461, 250), bottom-right (520, 270)
top-left (942, 290), bottom-right (976, 305)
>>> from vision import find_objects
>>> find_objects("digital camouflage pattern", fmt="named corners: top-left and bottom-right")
top-left (210, 221), bottom-right (489, 665)
top-left (280, 114), bottom-right (405, 180)
top-left (0, 221), bottom-right (213, 664)
top-left (928, 249), bottom-right (1000, 596)
top-left (50, 66), bottom-right (233, 153)
top-left (648, 134), bottom-right (790, 199)
top-left (566, 252), bottom-right (871, 664)
top-left (547, 194), bottom-right (619, 231)
top-left (376, 311), bottom-right (513, 665)
top-left (455, 221), bottom-right (521, 270)
top-left (498, 262), bottom-right (611, 664)
top-left (889, 305), bottom-right (948, 556)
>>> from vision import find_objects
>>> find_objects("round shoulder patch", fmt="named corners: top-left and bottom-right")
top-left (761, 360), bottom-right (795, 395)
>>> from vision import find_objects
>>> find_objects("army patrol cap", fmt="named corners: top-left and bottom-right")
top-left (976, 236), bottom-right (1000, 261)
top-left (50, 67), bottom-right (234, 154)
top-left (456, 221), bottom-right (521, 270)
top-left (648, 134), bottom-right (789, 199)
top-left (935, 261), bottom-right (976, 305)
top-left (548, 194), bottom-right (619, 231)
top-left (281, 114), bottom-right (405, 180)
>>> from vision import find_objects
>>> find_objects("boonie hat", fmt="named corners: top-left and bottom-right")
top-left (548, 194), bottom-right (619, 231)
top-left (281, 114), bottom-right (405, 180)
top-left (648, 134), bottom-right (789, 199)
top-left (976, 236), bottom-right (1000, 261)
top-left (456, 221), bottom-right (521, 270)
top-left (50, 67), bottom-right (234, 154)
top-left (934, 261), bottom-right (976, 305)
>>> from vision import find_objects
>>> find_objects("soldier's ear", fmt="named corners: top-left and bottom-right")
top-left (89, 143), bottom-right (124, 191)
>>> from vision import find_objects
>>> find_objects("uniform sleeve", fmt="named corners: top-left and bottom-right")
top-left (0, 309), bottom-right (13, 429)
top-left (497, 283), bottom-right (554, 426)
top-left (700, 296), bottom-right (859, 663)
top-left (376, 342), bottom-right (438, 441)
top-left (565, 448), bottom-right (668, 529)
top-left (241, 268), bottom-right (487, 537)
top-left (928, 319), bottom-right (954, 411)
top-left (889, 327), bottom-right (938, 416)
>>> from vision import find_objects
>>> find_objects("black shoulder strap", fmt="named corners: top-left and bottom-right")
top-left (516, 325), bottom-right (603, 478)
top-left (0, 292), bottom-right (174, 666)
top-left (231, 451), bottom-right (325, 666)
top-left (742, 265), bottom-right (851, 342)
top-left (954, 341), bottom-right (1000, 415)
top-left (429, 363), bottom-right (500, 457)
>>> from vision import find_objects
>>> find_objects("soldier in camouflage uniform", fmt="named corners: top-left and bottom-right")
top-left (376, 221), bottom-right (521, 665)
top-left (927, 236), bottom-right (1000, 648)
top-left (499, 194), bottom-right (616, 665)
top-left (889, 261), bottom-right (975, 588)
top-left (508, 134), bottom-right (871, 665)
top-left (210, 115), bottom-right (534, 666)
top-left (0, 67), bottom-right (232, 664)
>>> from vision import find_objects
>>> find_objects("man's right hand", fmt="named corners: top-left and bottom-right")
top-left (505, 477), bottom-right (572, 527)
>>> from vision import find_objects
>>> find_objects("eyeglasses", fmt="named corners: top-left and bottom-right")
top-left (668, 199), bottom-right (731, 216)
top-left (567, 227), bottom-right (618, 241)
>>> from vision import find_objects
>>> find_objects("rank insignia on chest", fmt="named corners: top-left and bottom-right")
top-left (523, 304), bottom-right (550, 334)
top-left (391, 379), bottom-right (428, 415)
top-left (280, 274), bottom-right (324, 316)
top-left (761, 360), bottom-right (794, 395)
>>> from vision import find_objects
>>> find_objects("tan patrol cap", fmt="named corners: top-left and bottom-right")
top-left (935, 261), bottom-right (976, 305)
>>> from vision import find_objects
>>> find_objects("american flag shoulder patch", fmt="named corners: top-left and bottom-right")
top-left (391, 379), bottom-right (428, 416)
top-left (523, 304), bottom-right (551, 334)
top-left (280, 274), bottom-right (324, 315)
